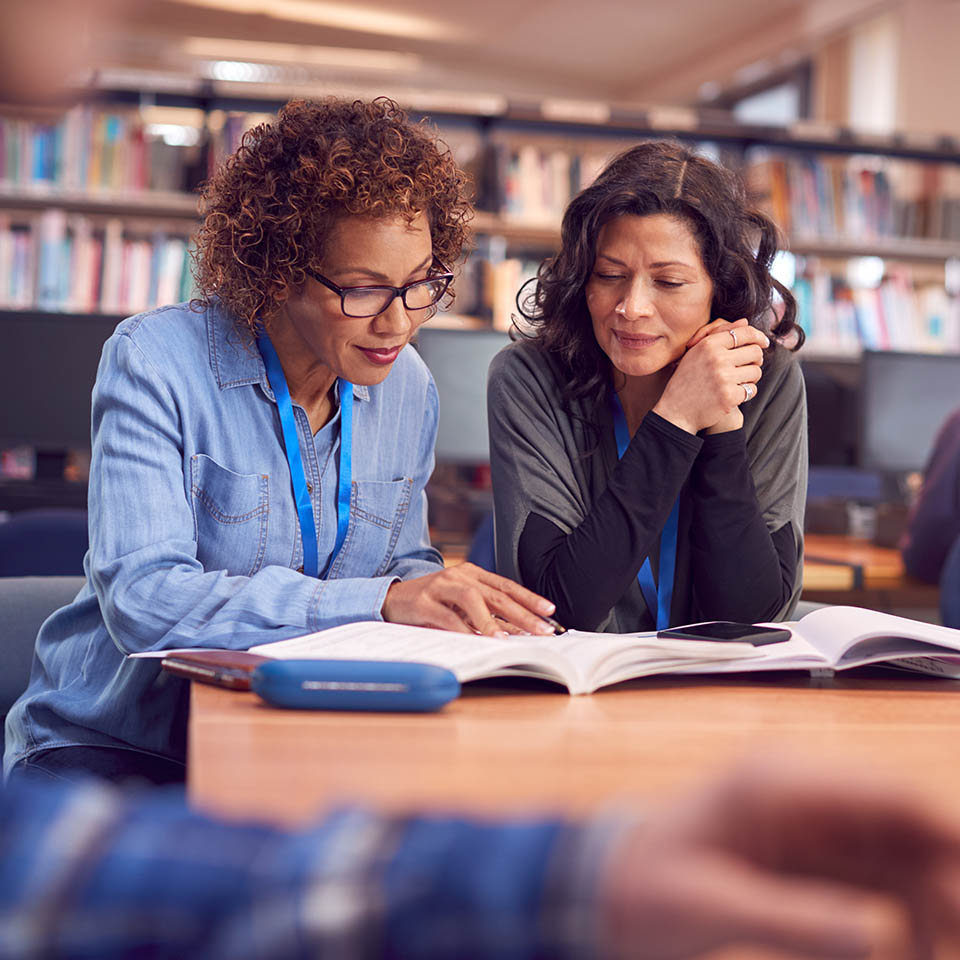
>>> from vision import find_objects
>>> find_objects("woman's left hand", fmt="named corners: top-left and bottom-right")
top-left (684, 318), bottom-right (768, 434)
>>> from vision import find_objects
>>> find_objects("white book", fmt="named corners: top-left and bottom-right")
top-left (131, 606), bottom-right (960, 691)
top-left (132, 621), bottom-right (759, 695)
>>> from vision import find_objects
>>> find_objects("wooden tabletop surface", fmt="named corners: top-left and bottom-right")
top-left (189, 670), bottom-right (960, 827)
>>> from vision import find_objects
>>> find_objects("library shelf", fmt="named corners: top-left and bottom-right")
top-left (789, 234), bottom-right (960, 263)
top-left (0, 185), bottom-right (199, 220)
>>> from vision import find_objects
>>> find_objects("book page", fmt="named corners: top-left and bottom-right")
top-left (245, 621), bottom-right (578, 687)
top-left (543, 630), bottom-right (761, 690)
top-left (792, 606), bottom-right (960, 667)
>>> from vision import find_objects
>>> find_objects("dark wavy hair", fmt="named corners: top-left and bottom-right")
top-left (517, 139), bottom-right (803, 410)
top-left (193, 97), bottom-right (473, 336)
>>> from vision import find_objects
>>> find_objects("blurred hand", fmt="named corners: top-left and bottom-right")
top-left (653, 318), bottom-right (769, 435)
top-left (382, 563), bottom-right (558, 636)
top-left (600, 757), bottom-right (960, 959)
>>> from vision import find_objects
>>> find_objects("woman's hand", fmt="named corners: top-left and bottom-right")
top-left (653, 318), bottom-right (769, 435)
top-left (382, 563), bottom-right (559, 636)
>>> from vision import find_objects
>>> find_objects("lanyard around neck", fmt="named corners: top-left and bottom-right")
top-left (257, 335), bottom-right (353, 579)
top-left (610, 393), bottom-right (679, 630)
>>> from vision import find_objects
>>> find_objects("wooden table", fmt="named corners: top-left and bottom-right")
top-left (189, 670), bottom-right (960, 826)
top-left (803, 533), bottom-right (940, 612)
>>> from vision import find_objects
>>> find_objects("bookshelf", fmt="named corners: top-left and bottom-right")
top-left (3, 94), bottom-right (959, 343)
top-left (2, 91), bottom-right (959, 481)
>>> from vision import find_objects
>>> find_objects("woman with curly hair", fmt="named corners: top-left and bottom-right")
top-left (6, 97), bottom-right (555, 786)
top-left (488, 141), bottom-right (808, 633)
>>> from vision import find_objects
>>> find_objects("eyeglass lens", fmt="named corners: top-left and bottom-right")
top-left (342, 277), bottom-right (448, 317)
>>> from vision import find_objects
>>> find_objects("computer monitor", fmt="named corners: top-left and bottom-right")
top-left (859, 349), bottom-right (960, 474)
top-left (413, 327), bottom-right (511, 463)
top-left (2, 311), bottom-right (118, 456)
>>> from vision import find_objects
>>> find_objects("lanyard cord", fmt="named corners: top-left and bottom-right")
top-left (258, 336), bottom-right (353, 579)
top-left (610, 393), bottom-right (679, 630)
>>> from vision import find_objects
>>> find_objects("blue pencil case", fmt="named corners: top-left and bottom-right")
top-left (250, 659), bottom-right (460, 712)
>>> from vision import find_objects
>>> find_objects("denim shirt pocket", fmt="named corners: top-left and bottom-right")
top-left (190, 454), bottom-right (269, 577)
top-left (328, 477), bottom-right (413, 579)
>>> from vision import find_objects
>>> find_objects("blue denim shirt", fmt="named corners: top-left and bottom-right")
top-left (4, 301), bottom-right (443, 772)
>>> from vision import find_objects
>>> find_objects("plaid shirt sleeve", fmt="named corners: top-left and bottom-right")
top-left (0, 778), bottom-right (626, 959)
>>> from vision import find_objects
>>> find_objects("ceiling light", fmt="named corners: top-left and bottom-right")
top-left (169, 0), bottom-right (460, 41)
top-left (183, 37), bottom-right (421, 72)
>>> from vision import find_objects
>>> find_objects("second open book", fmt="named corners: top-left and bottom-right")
top-left (134, 605), bottom-right (960, 693)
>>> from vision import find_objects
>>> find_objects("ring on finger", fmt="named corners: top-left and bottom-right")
top-left (729, 330), bottom-right (738, 349)
top-left (742, 382), bottom-right (755, 402)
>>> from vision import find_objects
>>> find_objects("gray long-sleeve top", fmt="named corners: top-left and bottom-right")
top-left (488, 339), bottom-right (808, 632)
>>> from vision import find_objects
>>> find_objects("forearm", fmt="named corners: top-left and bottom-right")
top-left (688, 430), bottom-right (798, 621)
top-left (93, 552), bottom-right (397, 653)
top-left (519, 413), bottom-right (700, 630)
top-left (0, 779), bottom-right (614, 960)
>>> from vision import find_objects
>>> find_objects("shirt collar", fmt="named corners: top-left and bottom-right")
top-left (206, 302), bottom-right (370, 401)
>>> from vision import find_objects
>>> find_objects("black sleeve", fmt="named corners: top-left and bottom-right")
top-left (517, 412), bottom-right (701, 631)
top-left (688, 428), bottom-right (798, 622)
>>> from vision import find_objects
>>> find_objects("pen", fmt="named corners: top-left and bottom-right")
top-left (543, 614), bottom-right (567, 635)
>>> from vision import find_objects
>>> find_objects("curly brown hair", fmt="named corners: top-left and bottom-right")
top-left (518, 139), bottom-right (803, 412)
top-left (193, 97), bottom-right (473, 336)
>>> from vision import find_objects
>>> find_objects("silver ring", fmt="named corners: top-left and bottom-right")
top-left (729, 330), bottom-right (738, 348)
top-left (742, 382), bottom-right (754, 402)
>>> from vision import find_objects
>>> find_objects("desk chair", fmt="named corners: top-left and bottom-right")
top-left (941, 535), bottom-right (960, 629)
top-left (466, 511), bottom-right (496, 573)
top-left (0, 576), bottom-right (85, 752)
top-left (0, 508), bottom-right (89, 577)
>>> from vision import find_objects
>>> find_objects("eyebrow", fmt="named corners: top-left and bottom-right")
top-left (336, 254), bottom-right (434, 284)
top-left (596, 253), bottom-right (696, 270)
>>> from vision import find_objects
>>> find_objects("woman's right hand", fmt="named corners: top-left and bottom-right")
top-left (653, 318), bottom-right (769, 435)
top-left (381, 563), bottom-right (559, 637)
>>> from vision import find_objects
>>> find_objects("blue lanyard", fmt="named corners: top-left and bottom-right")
top-left (257, 336), bottom-right (353, 579)
top-left (610, 393), bottom-right (679, 630)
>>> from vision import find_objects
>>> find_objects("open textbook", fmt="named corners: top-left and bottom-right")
top-left (131, 606), bottom-right (960, 692)
top-left (132, 622), bottom-right (757, 694)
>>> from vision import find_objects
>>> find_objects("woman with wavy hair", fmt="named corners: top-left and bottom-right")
top-left (6, 97), bottom-right (555, 786)
top-left (488, 141), bottom-right (807, 633)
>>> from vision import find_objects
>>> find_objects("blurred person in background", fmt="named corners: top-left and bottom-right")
top-left (3, 757), bottom-right (960, 959)
top-left (901, 407), bottom-right (960, 626)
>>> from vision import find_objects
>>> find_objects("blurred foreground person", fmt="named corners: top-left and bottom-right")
top-left (2, 758), bottom-right (960, 959)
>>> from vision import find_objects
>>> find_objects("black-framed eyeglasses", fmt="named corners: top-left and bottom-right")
top-left (305, 262), bottom-right (454, 319)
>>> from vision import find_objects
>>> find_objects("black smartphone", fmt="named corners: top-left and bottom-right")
top-left (657, 621), bottom-right (792, 645)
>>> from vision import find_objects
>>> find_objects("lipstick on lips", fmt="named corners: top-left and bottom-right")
top-left (613, 330), bottom-right (661, 350)
top-left (357, 344), bottom-right (403, 365)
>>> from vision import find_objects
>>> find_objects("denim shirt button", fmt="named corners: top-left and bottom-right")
top-left (297, 565), bottom-right (304, 573)
top-left (306, 482), bottom-right (313, 493)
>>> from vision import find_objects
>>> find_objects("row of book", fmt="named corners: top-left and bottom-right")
top-left (794, 267), bottom-right (960, 355)
top-left (0, 211), bottom-right (195, 315)
top-left (475, 140), bottom-right (960, 244)
top-left (447, 252), bottom-right (959, 353)
top-left (4, 104), bottom-right (960, 246)
top-left (0, 106), bottom-right (203, 195)
top-left (746, 149), bottom-right (960, 242)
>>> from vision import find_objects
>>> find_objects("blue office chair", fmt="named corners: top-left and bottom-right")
top-left (466, 511), bottom-right (496, 573)
top-left (0, 508), bottom-right (88, 577)
top-left (0, 575), bottom-right (85, 753)
top-left (941, 535), bottom-right (960, 629)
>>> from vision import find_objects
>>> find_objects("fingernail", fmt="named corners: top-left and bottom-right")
top-left (539, 600), bottom-right (556, 614)
top-left (495, 630), bottom-right (509, 638)
top-left (536, 623), bottom-right (555, 635)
